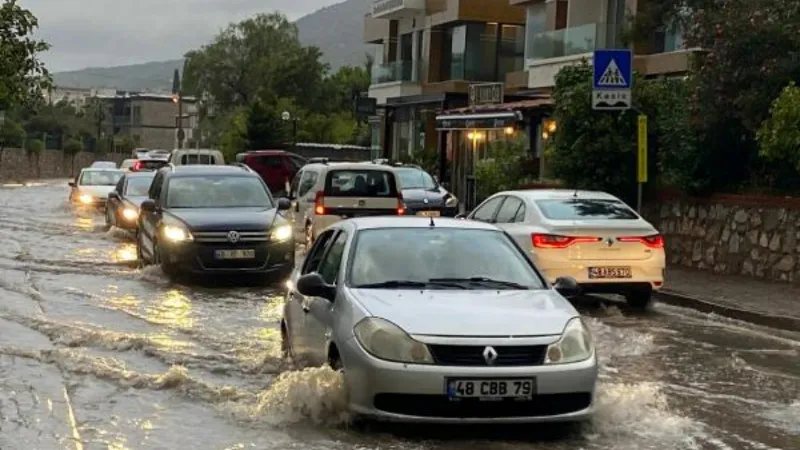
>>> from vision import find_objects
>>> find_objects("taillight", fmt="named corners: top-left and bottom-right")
top-left (314, 191), bottom-right (325, 215)
top-left (396, 192), bottom-right (405, 215)
top-left (618, 234), bottom-right (665, 248)
top-left (133, 161), bottom-right (142, 171)
top-left (532, 234), bottom-right (600, 249)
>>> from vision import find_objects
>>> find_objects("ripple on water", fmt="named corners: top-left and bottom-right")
top-left (761, 400), bottom-right (800, 435)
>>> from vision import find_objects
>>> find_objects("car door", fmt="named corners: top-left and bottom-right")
top-left (138, 172), bottom-right (164, 258)
top-left (108, 176), bottom-right (125, 220)
top-left (256, 155), bottom-right (287, 194)
top-left (490, 195), bottom-right (534, 251)
top-left (303, 230), bottom-right (348, 366)
top-left (288, 229), bottom-right (337, 365)
top-left (468, 195), bottom-right (506, 223)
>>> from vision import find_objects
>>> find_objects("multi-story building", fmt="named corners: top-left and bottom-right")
top-left (46, 86), bottom-right (116, 107)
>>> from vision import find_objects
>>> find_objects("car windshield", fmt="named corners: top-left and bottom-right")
top-left (92, 161), bottom-right (117, 169)
top-left (324, 169), bottom-right (397, 197)
top-left (536, 199), bottom-right (639, 220)
top-left (349, 228), bottom-right (544, 289)
top-left (124, 176), bottom-right (154, 196)
top-left (395, 167), bottom-right (437, 190)
top-left (166, 176), bottom-right (272, 208)
top-left (79, 170), bottom-right (123, 186)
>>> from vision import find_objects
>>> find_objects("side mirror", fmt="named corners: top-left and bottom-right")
top-left (68, 181), bottom-right (75, 187)
top-left (140, 199), bottom-right (157, 212)
top-left (108, 191), bottom-right (119, 199)
top-left (276, 197), bottom-right (291, 211)
top-left (296, 272), bottom-right (336, 302)
top-left (553, 276), bottom-right (581, 299)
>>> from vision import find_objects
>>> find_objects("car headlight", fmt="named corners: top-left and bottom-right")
top-left (79, 194), bottom-right (93, 204)
top-left (122, 208), bottom-right (138, 220)
top-left (353, 317), bottom-right (434, 364)
top-left (545, 317), bottom-right (594, 364)
top-left (270, 224), bottom-right (292, 242)
top-left (162, 225), bottom-right (192, 242)
top-left (445, 195), bottom-right (458, 207)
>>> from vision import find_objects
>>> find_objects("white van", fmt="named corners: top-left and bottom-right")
top-left (169, 149), bottom-right (225, 166)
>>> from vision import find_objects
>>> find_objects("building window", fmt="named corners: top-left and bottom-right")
top-left (442, 23), bottom-right (524, 82)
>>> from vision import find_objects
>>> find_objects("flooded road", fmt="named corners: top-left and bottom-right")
top-left (0, 180), bottom-right (797, 450)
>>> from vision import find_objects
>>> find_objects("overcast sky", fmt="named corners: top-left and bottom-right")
top-left (21, 0), bottom-right (333, 72)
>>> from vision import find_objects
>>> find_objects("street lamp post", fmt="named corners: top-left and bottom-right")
top-left (281, 111), bottom-right (297, 147)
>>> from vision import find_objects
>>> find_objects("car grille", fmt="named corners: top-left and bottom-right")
top-left (373, 393), bottom-right (592, 418)
top-left (428, 345), bottom-right (547, 366)
top-left (193, 231), bottom-right (269, 243)
top-left (194, 242), bottom-right (269, 269)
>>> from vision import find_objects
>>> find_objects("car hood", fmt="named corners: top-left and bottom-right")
top-left (402, 188), bottom-right (447, 206)
top-left (125, 196), bottom-right (149, 207)
top-left (78, 185), bottom-right (115, 197)
top-left (168, 207), bottom-right (281, 231)
top-left (349, 289), bottom-right (576, 336)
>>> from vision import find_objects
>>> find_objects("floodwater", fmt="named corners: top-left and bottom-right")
top-left (0, 180), bottom-right (797, 450)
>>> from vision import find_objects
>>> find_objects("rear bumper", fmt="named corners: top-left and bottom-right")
top-left (535, 257), bottom-right (665, 293)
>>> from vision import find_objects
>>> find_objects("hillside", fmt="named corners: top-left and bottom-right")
top-left (52, 0), bottom-right (374, 92)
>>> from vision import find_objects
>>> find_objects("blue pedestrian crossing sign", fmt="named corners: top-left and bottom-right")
top-left (592, 49), bottom-right (632, 110)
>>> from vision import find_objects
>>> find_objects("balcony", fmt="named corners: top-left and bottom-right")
top-left (372, 0), bottom-right (426, 20)
top-left (368, 60), bottom-right (422, 105)
top-left (363, 13), bottom-right (389, 44)
top-left (525, 22), bottom-right (610, 89)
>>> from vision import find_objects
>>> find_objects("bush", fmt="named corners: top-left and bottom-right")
top-left (63, 138), bottom-right (83, 155)
top-left (25, 138), bottom-right (44, 153)
top-left (757, 82), bottom-right (800, 171)
top-left (474, 136), bottom-right (534, 202)
top-left (0, 119), bottom-right (26, 149)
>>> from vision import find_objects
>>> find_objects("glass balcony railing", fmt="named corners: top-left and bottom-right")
top-left (526, 23), bottom-right (612, 61)
top-left (371, 60), bottom-right (416, 84)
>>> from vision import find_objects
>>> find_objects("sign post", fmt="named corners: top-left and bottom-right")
top-left (637, 114), bottom-right (648, 212)
top-left (592, 49), bottom-right (632, 111)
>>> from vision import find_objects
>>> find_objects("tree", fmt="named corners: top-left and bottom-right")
top-left (243, 100), bottom-right (286, 150)
top-left (0, 0), bottom-right (50, 109)
top-left (757, 82), bottom-right (800, 171)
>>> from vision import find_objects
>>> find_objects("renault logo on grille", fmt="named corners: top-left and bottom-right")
top-left (227, 231), bottom-right (240, 243)
top-left (482, 346), bottom-right (498, 365)
top-left (606, 238), bottom-right (614, 247)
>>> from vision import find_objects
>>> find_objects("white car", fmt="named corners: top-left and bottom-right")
top-left (282, 217), bottom-right (596, 423)
top-left (466, 189), bottom-right (665, 308)
top-left (68, 168), bottom-right (124, 207)
top-left (287, 161), bottom-right (405, 246)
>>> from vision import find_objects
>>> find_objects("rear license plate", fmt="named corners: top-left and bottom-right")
top-left (214, 249), bottom-right (255, 260)
top-left (588, 266), bottom-right (632, 279)
top-left (417, 210), bottom-right (441, 217)
top-left (446, 378), bottom-right (535, 400)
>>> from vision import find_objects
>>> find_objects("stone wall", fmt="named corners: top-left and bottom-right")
top-left (645, 194), bottom-right (800, 283)
top-left (0, 148), bottom-right (126, 181)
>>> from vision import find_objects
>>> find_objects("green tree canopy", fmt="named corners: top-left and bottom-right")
top-left (757, 82), bottom-right (800, 171)
top-left (0, 0), bottom-right (50, 109)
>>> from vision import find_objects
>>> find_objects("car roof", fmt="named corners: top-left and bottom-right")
top-left (508, 189), bottom-right (620, 201)
top-left (344, 216), bottom-right (501, 232)
top-left (124, 171), bottom-right (156, 178)
top-left (165, 165), bottom-right (255, 177)
top-left (81, 167), bottom-right (122, 172)
top-left (305, 162), bottom-right (397, 171)
top-left (172, 148), bottom-right (222, 154)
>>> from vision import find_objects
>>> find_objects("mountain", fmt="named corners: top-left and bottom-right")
top-left (51, 0), bottom-right (374, 92)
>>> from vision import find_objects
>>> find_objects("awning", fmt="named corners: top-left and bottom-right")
top-left (435, 111), bottom-right (521, 131)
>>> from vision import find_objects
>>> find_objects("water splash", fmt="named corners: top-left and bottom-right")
top-left (761, 400), bottom-right (800, 435)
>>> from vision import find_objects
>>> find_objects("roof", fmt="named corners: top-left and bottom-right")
top-left (510, 189), bottom-right (620, 201)
top-left (167, 165), bottom-right (255, 176)
top-left (172, 148), bottom-right (222, 154)
top-left (124, 171), bottom-right (156, 178)
top-left (348, 216), bottom-right (500, 231)
top-left (305, 162), bottom-right (398, 171)
top-left (443, 97), bottom-right (554, 115)
top-left (81, 167), bottom-right (123, 172)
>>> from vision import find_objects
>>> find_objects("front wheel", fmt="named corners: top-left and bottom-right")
top-left (625, 288), bottom-right (653, 309)
top-left (155, 241), bottom-right (179, 279)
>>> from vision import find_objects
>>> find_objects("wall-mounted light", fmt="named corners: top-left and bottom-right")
top-left (504, 126), bottom-right (515, 135)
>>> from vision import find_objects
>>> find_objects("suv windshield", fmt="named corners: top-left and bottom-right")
top-left (79, 170), bottom-right (123, 186)
top-left (395, 167), bottom-right (436, 190)
top-left (349, 228), bottom-right (544, 289)
top-left (325, 169), bottom-right (397, 197)
top-left (125, 176), bottom-right (154, 196)
top-left (536, 199), bottom-right (638, 220)
top-left (180, 153), bottom-right (217, 164)
top-left (166, 176), bottom-right (272, 208)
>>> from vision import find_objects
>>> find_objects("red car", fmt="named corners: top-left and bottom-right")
top-left (236, 150), bottom-right (307, 196)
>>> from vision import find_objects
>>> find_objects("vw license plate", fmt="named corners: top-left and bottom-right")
top-left (588, 266), bottom-right (632, 279)
top-left (446, 378), bottom-right (535, 400)
top-left (417, 210), bottom-right (441, 217)
top-left (214, 249), bottom-right (255, 260)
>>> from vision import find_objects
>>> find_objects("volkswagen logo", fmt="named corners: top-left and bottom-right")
top-left (227, 231), bottom-right (240, 244)
top-left (423, 198), bottom-right (429, 204)
top-left (482, 346), bottom-right (498, 365)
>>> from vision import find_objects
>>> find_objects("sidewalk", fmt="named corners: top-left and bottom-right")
top-left (656, 266), bottom-right (800, 331)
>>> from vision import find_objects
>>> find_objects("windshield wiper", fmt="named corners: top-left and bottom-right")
top-left (354, 280), bottom-right (467, 289)
top-left (428, 277), bottom-right (532, 290)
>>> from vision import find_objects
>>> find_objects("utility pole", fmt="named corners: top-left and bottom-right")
top-left (172, 69), bottom-right (185, 149)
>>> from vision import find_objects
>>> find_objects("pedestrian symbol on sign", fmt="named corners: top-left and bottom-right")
top-left (597, 59), bottom-right (626, 87)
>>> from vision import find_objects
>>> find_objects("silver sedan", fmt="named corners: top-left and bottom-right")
top-left (281, 217), bottom-right (598, 424)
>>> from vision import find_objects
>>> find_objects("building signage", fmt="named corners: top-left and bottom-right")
top-left (436, 117), bottom-right (515, 130)
top-left (468, 83), bottom-right (504, 106)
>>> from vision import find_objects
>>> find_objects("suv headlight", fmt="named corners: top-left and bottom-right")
top-left (270, 224), bottom-right (292, 242)
top-left (79, 194), bottom-right (93, 204)
top-left (445, 195), bottom-right (458, 207)
top-left (162, 224), bottom-right (193, 242)
top-left (544, 317), bottom-right (593, 364)
top-left (353, 317), bottom-right (434, 364)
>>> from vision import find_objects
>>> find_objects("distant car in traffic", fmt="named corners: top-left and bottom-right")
top-left (236, 150), bottom-right (307, 197)
top-left (104, 171), bottom-right (156, 230)
top-left (130, 158), bottom-right (169, 172)
top-left (282, 216), bottom-right (595, 424)
top-left (68, 168), bottom-right (124, 207)
top-left (466, 189), bottom-right (665, 308)
top-left (168, 149), bottom-right (225, 166)
top-left (90, 161), bottom-right (118, 169)
top-left (120, 159), bottom-right (137, 171)
top-left (136, 165), bottom-right (293, 281)
top-left (147, 149), bottom-right (171, 160)
top-left (287, 160), bottom-right (405, 247)
top-left (383, 162), bottom-right (458, 217)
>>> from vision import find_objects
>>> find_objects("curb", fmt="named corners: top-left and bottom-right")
top-left (654, 290), bottom-right (800, 332)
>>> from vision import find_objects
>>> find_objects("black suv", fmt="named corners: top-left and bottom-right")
top-left (136, 165), bottom-right (294, 280)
